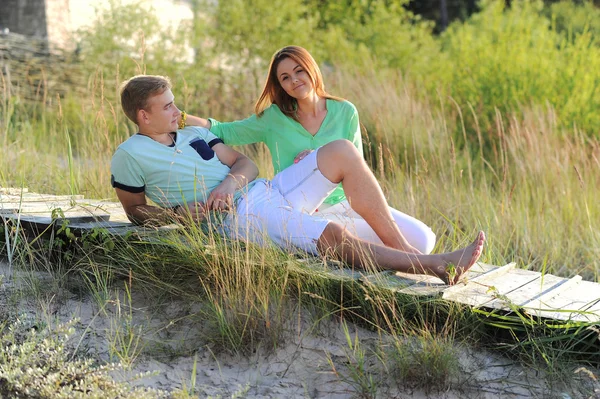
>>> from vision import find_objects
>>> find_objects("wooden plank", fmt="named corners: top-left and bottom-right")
top-left (441, 262), bottom-right (516, 303)
top-left (471, 269), bottom-right (543, 310)
top-left (361, 262), bottom-right (500, 297)
top-left (67, 220), bottom-right (133, 229)
top-left (0, 193), bottom-right (84, 202)
top-left (0, 201), bottom-right (78, 213)
top-left (73, 200), bottom-right (123, 210)
top-left (4, 212), bottom-right (180, 237)
top-left (531, 280), bottom-right (600, 322)
top-left (466, 262), bottom-right (517, 283)
top-left (67, 221), bottom-right (139, 236)
top-left (362, 270), bottom-right (443, 296)
top-left (361, 270), bottom-right (432, 295)
top-left (2, 209), bottom-right (110, 220)
top-left (401, 262), bottom-right (502, 296)
top-left (461, 262), bottom-right (501, 279)
top-left (298, 259), bottom-right (364, 282)
top-left (0, 187), bottom-right (29, 194)
top-left (3, 213), bottom-right (111, 237)
top-left (443, 268), bottom-right (540, 308)
top-left (65, 220), bottom-right (183, 238)
top-left (519, 275), bottom-right (582, 309)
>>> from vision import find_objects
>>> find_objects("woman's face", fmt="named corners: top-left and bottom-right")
top-left (276, 57), bottom-right (313, 100)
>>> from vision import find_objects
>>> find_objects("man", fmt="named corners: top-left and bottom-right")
top-left (111, 75), bottom-right (485, 285)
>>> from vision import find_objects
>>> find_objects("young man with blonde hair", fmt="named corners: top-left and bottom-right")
top-left (111, 74), bottom-right (485, 285)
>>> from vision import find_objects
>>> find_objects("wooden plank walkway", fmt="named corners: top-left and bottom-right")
top-left (2, 187), bottom-right (599, 324)
top-left (0, 187), bottom-right (172, 236)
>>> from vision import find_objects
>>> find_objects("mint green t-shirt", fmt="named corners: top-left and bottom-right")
top-left (111, 126), bottom-right (243, 208)
top-left (208, 99), bottom-right (362, 206)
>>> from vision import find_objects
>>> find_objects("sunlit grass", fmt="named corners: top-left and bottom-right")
top-left (2, 3), bottom-right (600, 394)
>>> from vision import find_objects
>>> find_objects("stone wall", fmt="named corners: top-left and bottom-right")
top-left (0, 31), bottom-right (84, 102)
top-left (0, 0), bottom-right (48, 40)
top-left (0, 0), bottom-right (71, 50)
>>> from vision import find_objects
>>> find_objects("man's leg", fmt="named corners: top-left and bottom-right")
top-left (317, 223), bottom-right (485, 285)
top-left (315, 140), bottom-right (420, 253)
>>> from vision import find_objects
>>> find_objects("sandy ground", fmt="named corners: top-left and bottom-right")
top-left (1, 259), bottom-right (599, 398)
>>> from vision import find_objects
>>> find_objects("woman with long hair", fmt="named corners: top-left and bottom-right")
top-left (184, 45), bottom-right (436, 255)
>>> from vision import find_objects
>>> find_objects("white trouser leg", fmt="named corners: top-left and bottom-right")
top-left (315, 201), bottom-right (436, 254)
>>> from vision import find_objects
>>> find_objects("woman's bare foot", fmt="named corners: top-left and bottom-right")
top-left (434, 231), bottom-right (486, 285)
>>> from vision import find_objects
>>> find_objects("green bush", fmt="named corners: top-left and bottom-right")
top-left (435, 0), bottom-right (600, 148)
top-left (544, 0), bottom-right (600, 41)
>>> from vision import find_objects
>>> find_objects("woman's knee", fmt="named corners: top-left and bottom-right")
top-left (321, 139), bottom-right (359, 159)
top-left (390, 209), bottom-right (437, 254)
top-left (419, 227), bottom-right (437, 254)
top-left (317, 140), bottom-right (361, 182)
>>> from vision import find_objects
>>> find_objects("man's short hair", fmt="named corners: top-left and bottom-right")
top-left (120, 75), bottom-right (172, 125)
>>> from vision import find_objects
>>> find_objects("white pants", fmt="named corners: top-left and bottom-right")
top-left (315, 201), bottom-right (436, 254)
top-left (223, 179), bottom-right (330, 255)
top-left (223, 148), bottom-right (436, 255)
top-left (270, 149), bottom-right (437, 254)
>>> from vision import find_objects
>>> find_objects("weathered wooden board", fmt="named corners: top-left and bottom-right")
top-left (0, 202), bottom-right (84, 213)
top-left (2, 213), bottom-right (111, 237)
top-left (519, 275), bottom-right (582, 310)
top-left (441, 263), bottom-right (517, 304)
top-left (74, 200), bottom-right (125, 210)
top-left (362, 270), bottom-right (445, 296)
top-left (443, 268), bottom-right (540, 308)
top-left (361, 262), bottom-right (500, 296)
top-left (295, 259), bottom-right (365, 282)
top-left (486, 273), bottom-right (565, 310)
top-left (0, 187), bottom-right (29, 195)
top-left (66, 220), bottom-right (180, 236)
top-left (0, 193), bottom-right (84, 202)
top-left (66, 220), bottom-right (136, 235)
top-left (530, 280), bottom-right (600, 322)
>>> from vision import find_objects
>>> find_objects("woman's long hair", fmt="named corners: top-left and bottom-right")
top-left (254, 46), bottom-right (344, 121)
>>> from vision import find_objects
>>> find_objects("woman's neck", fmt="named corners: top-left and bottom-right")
top-left (296, 93), bottom-right (325, 117)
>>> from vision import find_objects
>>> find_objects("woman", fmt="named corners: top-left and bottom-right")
top-left (184, 45), bottom-right (436, 254)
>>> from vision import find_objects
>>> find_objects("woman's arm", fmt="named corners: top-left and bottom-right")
top-left (182, 113), bottom-right (268, 146)
top-left (180, 113), bottom-right (211, 129)
top-left (347, 105), bottom-right (364, 156)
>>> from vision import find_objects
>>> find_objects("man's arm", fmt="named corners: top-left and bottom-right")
top-left (205, 143), bottom-right (259, 211)
top-left (115, 188), bottom-right (205, 225)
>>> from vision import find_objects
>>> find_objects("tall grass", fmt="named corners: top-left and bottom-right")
top-left (1, 50), bottom-right (598, 276)
top-left (330, 68), bottom-right (600, 279)
top-left (2, 0), bottom-right (600, 395)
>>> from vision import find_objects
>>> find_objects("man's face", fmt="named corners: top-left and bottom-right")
top-left (141, 89), bottom-right (180, 133)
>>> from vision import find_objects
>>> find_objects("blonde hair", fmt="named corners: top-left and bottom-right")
top-left (254, 46), bottom-right (344, 121)
top-left (120, 75), bottom-right (172, 125)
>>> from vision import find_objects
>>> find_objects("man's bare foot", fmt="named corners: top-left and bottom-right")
top-left (435, 231), bottom-right (486, 285)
